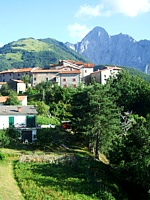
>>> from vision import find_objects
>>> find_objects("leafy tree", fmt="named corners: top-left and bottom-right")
top-left (108, 113), bottom-right (150, 199)
top-left (21, 74), bottom-right (31, 88)
top-left (0, 130), bottom-right (10, 147)
top-left (71, 82), bottom-right (120, 158)
top-left (108, 70), bottom-right (150, 116)
top-left (4, 91), bottom-right (20, 105)
top-left (6, 129), bottom-right (20, 142)
top-left (0, 84), bottom-right (10, 96)
top-left (36, 101), bottom-right (50, 116)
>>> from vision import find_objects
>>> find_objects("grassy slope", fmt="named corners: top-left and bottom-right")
top-left (0, 155), bottom-right (24, 200)
top-left (0, 38), bottom-right (88, 70)
top-left (0, 145), bottom-right (127, 200)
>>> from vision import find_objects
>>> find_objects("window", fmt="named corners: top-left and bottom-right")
top-left (18, 74), bottom-right (20, 76)
top-left (26, 116), bottom-right (35, 127)
top-left (85, 70), bottom-right (87, 73)
top-left (73, 84), bottom-right (76, 88)
top-left (9, 117), bottom-right (14, 128)
top-left (63, 84), bottom-right (67, 88)
top-left (46, 77), bottom-right (48, 82)
top-left (63, 78), bottom-right (66, 82)
top-left (72, 78), bottom-right (76, 82)
top-left (104, 75), bottom-right (106, 77)
top-left (34, 78), bottom-right (36, 81)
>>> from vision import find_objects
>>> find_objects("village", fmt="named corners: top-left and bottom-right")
top-left (0, 60), bottom-right (121, 144)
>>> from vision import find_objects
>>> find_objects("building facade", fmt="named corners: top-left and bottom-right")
top-left (0, 105), bottom-right (38, 143)
top-left (91, 66), bottom-right (122, 84)
top-left (0, 60), bottom-right (94, 88)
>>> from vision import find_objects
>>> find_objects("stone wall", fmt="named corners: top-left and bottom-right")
top-left (19, 154), bottom-right (77, 164)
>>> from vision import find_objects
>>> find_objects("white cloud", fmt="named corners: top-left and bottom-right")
top-left (105, 0), bottom-right (150, 17)
top-left (0, 44), bottom-right (4, 47)
top-left (68, 23), bottom-right (90, 42)
top-left (75, 4), bottom-right (101, 18)
top-left (76, 0), bottom-right (150, 18)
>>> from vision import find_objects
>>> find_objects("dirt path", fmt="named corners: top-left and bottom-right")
top-left (0, 159), bottom-right (24, 200)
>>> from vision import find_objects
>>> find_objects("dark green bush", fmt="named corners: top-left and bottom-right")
top-left (0, 151), bottom-right (6, 160)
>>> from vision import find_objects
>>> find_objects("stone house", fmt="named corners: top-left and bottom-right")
top-left (0, 60), bottom-right (94, 88)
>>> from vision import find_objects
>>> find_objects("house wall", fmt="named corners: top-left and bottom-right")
top-left (32, 72), bottom-right (58, 86)
top-left (17, 83), bottom-right (26, 93)
top-left (81, 67), bottom-right (93, 82)
top-left (91, 71), bottom-right (101, 83)
top-left (0, 73), bottom-right (11, 82)
top-left (60, 74), bottom-right (80, 88)
top-left (91, 68), bottom-right (121, 84)
top-left (21, 97), bottom-right (27, 106)
top-left (0, 115), bottom-right (26, 129)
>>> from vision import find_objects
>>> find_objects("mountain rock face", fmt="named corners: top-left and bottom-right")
top-left (67, 26), bottom-right (150, 73)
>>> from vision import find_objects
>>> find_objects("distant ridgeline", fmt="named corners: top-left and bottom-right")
top-left (0, 37), bottom-right (88, 71)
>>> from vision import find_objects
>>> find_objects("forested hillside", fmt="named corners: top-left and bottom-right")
top-left (0, 38), bottom-right (87, 70)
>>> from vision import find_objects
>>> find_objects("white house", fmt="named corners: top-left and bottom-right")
top-left (91, 66), bottom-right (122, 84)
top-left (0, 105), bottom-right (38, 143)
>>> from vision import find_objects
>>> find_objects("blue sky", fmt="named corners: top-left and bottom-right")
top-left (0, 0), bottom-right (150, 46)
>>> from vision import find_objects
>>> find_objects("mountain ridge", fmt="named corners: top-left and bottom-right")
top-left (0, 37), bottom-right (88, 71)
top-left (66, 26), bottom-right (150, 73)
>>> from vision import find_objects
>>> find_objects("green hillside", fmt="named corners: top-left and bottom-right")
top-left (0, 38), bottom-right (88, 70)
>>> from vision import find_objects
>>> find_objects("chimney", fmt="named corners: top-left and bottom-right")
top-left (18, 106), bottom-right (21, 112)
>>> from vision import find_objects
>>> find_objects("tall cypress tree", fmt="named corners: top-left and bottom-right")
top-left (71, 82), bottom-right (120, 158)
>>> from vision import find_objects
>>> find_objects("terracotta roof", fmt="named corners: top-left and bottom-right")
top-left (83, 63), bottom-right (94, 68)
top-left (33, 69), bottom-right (60, 73)
top-left (11, 79), bottom-right (24, 83)
top-left (0, 82), bottom-right (7, 85)
top-left (0, 96), bottom-right (27, 103)
top-left (0, 96), bottom-right (8, 103)
top-left (0, 105), bottom-right (37, 115)
top-left (65, 60), bottom-right (94, 67)
top-left (0, 68), bottom-right (33, 74)
top-left (59, 70), bottom-right (80, 74)
top-left (105, 66), bottom-right (122, 70)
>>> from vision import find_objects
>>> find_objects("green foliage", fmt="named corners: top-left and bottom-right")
top-left (0, 151), bottom-right (6, 160)
top-left (6, 129), bottom-right (20, 141)
top-left (0, 84), bottom-right (10, 96)
top-left (0, 130), bottom-right (10, 147)
top-left (37, 115), bottom-right (59, 125)
top-left (71, 82), bottom-right (120, 158)
top-left (0, 38), bottom-right (88, 70)
top-left (108, 70), bottom-right (150, 116)
top-left (37, 128), bottom-right (67, 147)
top-left (4, 90), bottom-right (20, 105)
top-left (21, 74), bottom-right (31, 88)
top-left (108, 113), bottom-right (150, 199)
top-left (14, 154), bottom-right (124, 200)
top-left (35, 101), bottom-right (50, 116)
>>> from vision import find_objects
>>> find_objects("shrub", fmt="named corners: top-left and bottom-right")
top-left (0, 151), bottom-right (6, 160)
top-left (0, 130), bottom-right (10, 147)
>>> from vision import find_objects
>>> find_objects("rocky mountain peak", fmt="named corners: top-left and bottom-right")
top-left (66, 26), bottom-right (150, 73)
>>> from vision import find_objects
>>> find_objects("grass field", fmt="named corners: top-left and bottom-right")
top-left (0, 146), bottom-right (126, 200)
top-left (0, 159), bottom-right (24, 200)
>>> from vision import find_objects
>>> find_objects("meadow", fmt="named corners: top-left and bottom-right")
top-left (12, 147), bottom-right (125, 200)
